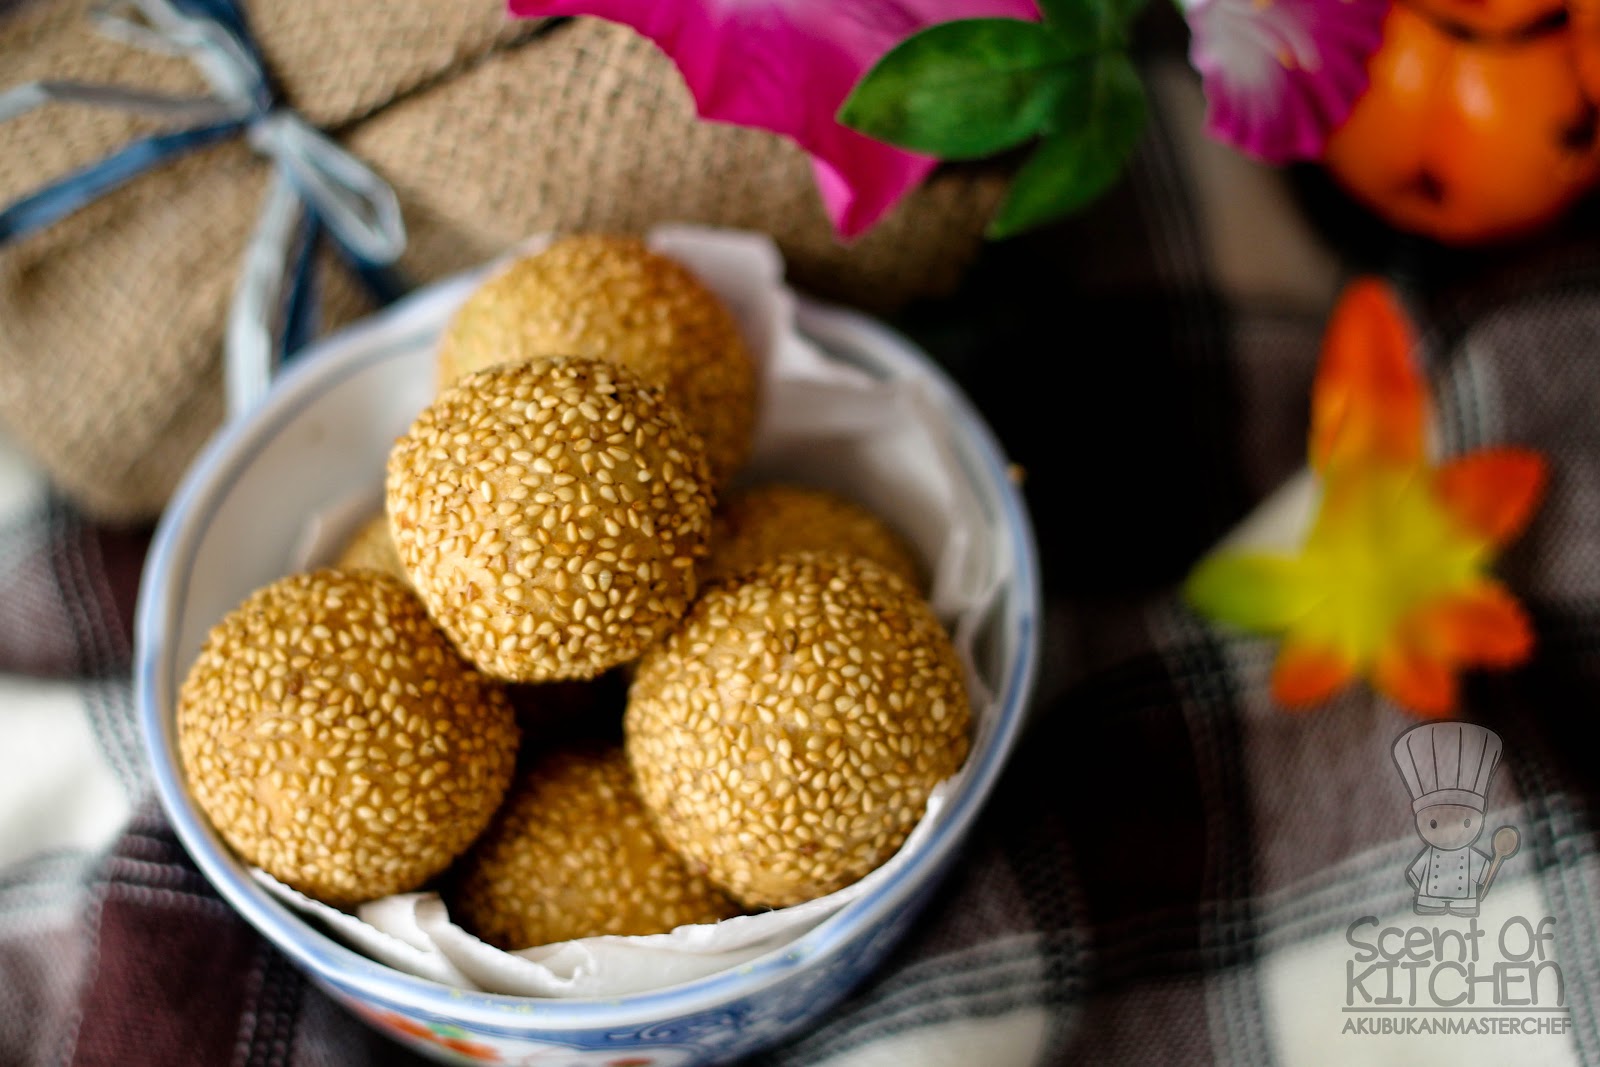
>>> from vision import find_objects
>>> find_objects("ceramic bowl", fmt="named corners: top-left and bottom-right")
top-left (136, 272), bottom-right (1040, 1066)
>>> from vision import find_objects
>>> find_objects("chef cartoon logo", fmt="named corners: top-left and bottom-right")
top-left (1393, 722), bottom-right (1520, 917)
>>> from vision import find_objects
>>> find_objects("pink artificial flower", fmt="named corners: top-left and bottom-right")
top-left (1182, 0), bottom-right (1389, 164)
top-left (508, 0), bottom-right (1040, 238)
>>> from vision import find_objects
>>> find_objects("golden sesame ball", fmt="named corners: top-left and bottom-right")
top-left (387, 356), bottom-right (715, 683)
top-left (176, 570), bottom-right (519, 907)
top-left (703, 484), bottom-right (922, 589)
top-left (334, 514), bottom-right (408, 585)
top-left (448, 746), bottom-right (740, 950)
top-left (437, 235), bottom-right (757, 488)
top-left (625, 554), bottom-right (970, 909)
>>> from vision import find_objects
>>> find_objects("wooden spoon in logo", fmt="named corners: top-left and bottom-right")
top-left (1479, 826), bottom-right (1521, 901)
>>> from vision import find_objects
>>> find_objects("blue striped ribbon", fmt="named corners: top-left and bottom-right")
top-left (0, 0), bottom-right (410, 407)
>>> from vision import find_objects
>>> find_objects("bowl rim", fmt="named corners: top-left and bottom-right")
top-left (135, 291), bottom-right (1042, 1032)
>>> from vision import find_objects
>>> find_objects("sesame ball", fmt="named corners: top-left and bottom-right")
top-left (334, 513), bottom-right (408, 585)
top-left (387, 356), bottom-right (715, 683)
top-left (437, 235), bottom-right (757, 488)
top-left (625, 554), bottom-right (970, 909)
top-left (703, 484), bottom-right (922, 589)
top-left (177, 570), bottom-right (519, 907)
top-left (448, 746), bottom-right (740, 950)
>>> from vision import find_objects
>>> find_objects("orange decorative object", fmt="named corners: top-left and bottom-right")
top-left (1323, 0), bottom-right (1600, 243)
top-left (1184, 279), bottom-right (1548, 717)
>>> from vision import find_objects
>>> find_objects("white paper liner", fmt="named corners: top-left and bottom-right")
top-left (260, 226), bottom-right (1009, 998)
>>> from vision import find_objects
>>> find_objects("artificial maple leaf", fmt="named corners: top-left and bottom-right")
top-left (506, 0), bottom-right (1040, 238)
top-left (1185, 279), bottom-right (1547, 717)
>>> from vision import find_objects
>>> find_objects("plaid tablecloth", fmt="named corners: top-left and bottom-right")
top-left (4, 49), bottom-right (1600, 1067)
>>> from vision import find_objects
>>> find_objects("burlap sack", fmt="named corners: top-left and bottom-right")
top-left (0, 1), bottom-right (1005, 522)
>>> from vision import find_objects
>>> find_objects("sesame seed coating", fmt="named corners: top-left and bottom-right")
top-left (437, 235), bottom-right (757, 488)
top-left (625, 554), bottom-right (969, 909)
top-left (448, 746), bottom-right (741, 950)
top-left (334, 513), bottom-right (409, 585)
top-left (386, 356), bottom-right (715, 683)
top-left (703, 484), bottom-right (923, 590)
top-left (176, 570), bottom-right (520, 907)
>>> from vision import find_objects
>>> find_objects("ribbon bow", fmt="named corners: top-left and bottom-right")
top-left (0, 0), bottom-right (409, 417)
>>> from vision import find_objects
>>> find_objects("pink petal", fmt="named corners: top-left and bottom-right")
top-left (1184, 0), bottom-right (1388, 164)
top-left (509, 0), bottom-right (1040, 237)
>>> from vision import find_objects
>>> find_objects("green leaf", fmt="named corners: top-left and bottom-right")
top-left (1111, 0), bottom-right (1151, 28)
top-left (1183, 552), bottom-right (1318, 633)
top-left (839, 19), bottom-right (1085, 160)
top-left (1036, 0), bottom-right (1142, 51)
top-left (985, 53), bottom-right (1146, 237)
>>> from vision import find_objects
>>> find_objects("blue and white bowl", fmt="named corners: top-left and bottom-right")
top-left (136, 251), bottom-right (1040, 1066)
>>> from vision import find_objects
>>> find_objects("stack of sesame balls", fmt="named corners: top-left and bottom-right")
top-left (177, 236), bottom-right (972, 952)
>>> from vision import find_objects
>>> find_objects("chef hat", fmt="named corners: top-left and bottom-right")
top-left (1392, 722), bottom-right (1504, 813)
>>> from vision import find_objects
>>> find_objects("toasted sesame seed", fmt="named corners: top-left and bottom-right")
top-left (625, 554), bottom-right (968, 909)
top-left (176, 570), bottom-right (520, 908)
top-left (699, 485), bottom-right (922, 591)
top-left (447, 746), bottom-right (739, 950)
top-left (386, 356), bottom-right (715, 683)
top-left (434, 236), bottom-right (756, 489)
